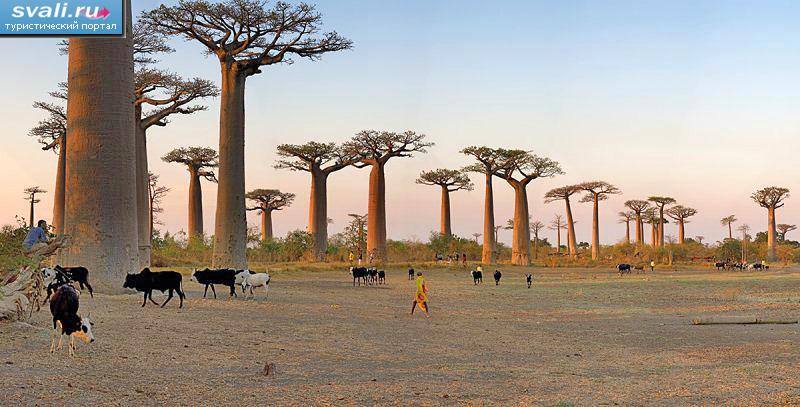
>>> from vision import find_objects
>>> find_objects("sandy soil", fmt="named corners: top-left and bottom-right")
top-left (2, 266), bottom-right (800, 406)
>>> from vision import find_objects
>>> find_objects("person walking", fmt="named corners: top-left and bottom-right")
top-left (410, 271), bottom-right (430, 318)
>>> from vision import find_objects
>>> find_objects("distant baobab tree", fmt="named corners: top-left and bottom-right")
top-left (275, 142), bottom-right (359, 260)
top-left (472, 233), bottom-right (482, 243)
top-left (134, 69), bottom-right (218, 266)
top-left (549, 214), bottom-right (567, 254)
top-left (162, 147), bottom-right (219, 241)
top-left (23, 187), bottom-right (47, 229)
top-left (618, 211), bottom-right (635, 244)
top-left (666, 205), bottom-right (698, 244)
top-left (578, 181), bottom-right (621, 260)
top-left (348, 213), bottom-right (368, 259)
top-left (462, 146), bottom-right (504, 264)
top-left (544, 185), bottom-right (580, 258)
top-left (737, 223), bottom-right (751, 263)
top-left (720, 215), bottom-right (737, 239)
top-left (777, 224), bottom-right (797, 241)
top-left (148, 172), bottom-right (170, 241)
top-left (648, 196), bottom-right (676, 247)
top-left (416, 169), bottom-right (473, 237)
top-left (60, 1), bottom-right (139, 285)
top-left (344, 130), bottom-right (432, 261)
top-left (246, 189), bottom-right (295, 241)
top-left (695, 236), bottom-right (705, 245)
top-left (643, 208), bottom-right (659, 248)
top-left (624, 200), bottom-right (651, 246)
top-left (531, 220), bottom-right (545, 259)
top-left (491, 150), bottom-right (563, 265)
top-left (142, 0), bottom-right (352, 268)
top-left (751, 186), bottom-right (790, 260)
top-left (29, 83), bottom-right (67, 234)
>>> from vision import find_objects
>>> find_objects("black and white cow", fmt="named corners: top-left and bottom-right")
top-left (526, 273), bottom-right (533, 288)
top-left (471, 270), bottom-right (483, 285)
top-left (408, 268), bottom-right (415, 280)
top-left (123, 268), bottom-right (185, 308)
top-left (377, 270), bottom-right (386, 285)
top-left (618, 263), bottom-right (631, 275)
top-left (42, 265), bottom-right (94, 302)
top-left (49, 284), bottom-right (94, 356)
top-left (190, 268), bottom-right (239, 298)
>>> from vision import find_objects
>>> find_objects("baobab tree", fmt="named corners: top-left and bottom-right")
top-left (648, 196), bottom-right (676, 247)
top-left (549, 214), bottom-right (567, 254)
top-left (544, 185), bottom-right (580, 258)
top-left (751, 186), bottom-right (790, 260)
top-left (344, 130), bottom-right (433, 261)
top-left (624, 200), bottom-right (651, 246)
top-left (246, 189), bottom-right (295, 241)
top-left (472, 233), bottom-right (482, 243)
top-left (531, 220), bottom-right (545, 259)
top-left (134, 69), bottom-right (218, 266)
top-left (142, 0), bottom-right (352, 269)
top-left (461, 146), bottom-right (505, 264)
top-left (696, 236), bottom-right (705, 245)
top-left (665, 205), bottom-right (698, 244)
top-left (29, 84), bottom-right (67, 234)
top-left (23, 187), bottom-right (47, 229)
top-left (777, 224), bottom-right (797, 241)
top-left (274, 142), bottom-right (359, 260)
top-left (347, 213), bottom-right (368, 261)
top-left (148, 172), bottom-right (170, 241)
top-left (643, 208), bottom-right (659, 248)
top-left (162, 147), bottom-right (219, 241)
top-left (618, 211), bottom-right (635, 244)
top-left (737, 223), bottom-right (751, 263)
top-left (416, 169), bottom-right (473, 237)
top-left (493, 149), bottom-right (563, 265)
top-left (720, 215), bottom-right (737, 239)
top-left (578, 181), bottom-right (621, 260)
top-left (60, 1), bottom-right (139, 286)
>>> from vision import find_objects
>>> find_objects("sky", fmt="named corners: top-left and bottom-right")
top-left (1, 0), bottom-right (800, 246)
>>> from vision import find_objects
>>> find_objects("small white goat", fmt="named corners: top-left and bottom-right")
top-left (240, 271), bottom-right (270, 299)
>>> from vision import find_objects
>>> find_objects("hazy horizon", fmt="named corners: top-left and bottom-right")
top-left (2, 0), bottom-right (799, 246)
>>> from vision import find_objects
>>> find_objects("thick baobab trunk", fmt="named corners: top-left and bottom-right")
top-left (261, 208), bottom-right (273, 241)
top-left (555, 227), bottom-right (561, 254)
top-left (61, 5), bottom-right (138, 289)
top-left (308, 169), bottom-right (328, 260)
top-left (134, 107), bottom-right (151, 267)
top-left (565, 199), bottom-right (577, 258)
top-left (624, 218), bottom-right (630, 244)
top-left (767, 206), bottom-right (777, 261)
top-left (533, 235), bottom-right (539, 259)
top-left (728, 223), bottom-right (733, 239)
top-left (440, 186), bottom-right (452, 237)
top-left (29, 198), bottom-right (35, 229)
top-left (188, 168), bottom-right (204, 239)
top-left (367, 163), bottom-right (387, 261)
top-left (651, 223), bottom-right (657, 248)
top-left (212, 63), bottom-right (248, 269)
top-left (658, 208), bottom-right (665, 247)
top-left (678, 220), bottom-right (685, 244)
top-left (52, 137), bottom-right (66, 234)
top-left (482, 173), bottom-right (495, 264)
top-left (590, 195), bottom-right (600, 260)
top-left (634, 214), bottom-right (642, 245)
top-left (510, 184), bottom-right (531, 266)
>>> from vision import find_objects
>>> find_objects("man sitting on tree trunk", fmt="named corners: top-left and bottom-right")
top-left (23, 220), bottom-right (65, 258)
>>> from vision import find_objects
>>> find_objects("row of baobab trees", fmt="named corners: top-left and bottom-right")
top-left (24, 0), bottom-right (793, 290)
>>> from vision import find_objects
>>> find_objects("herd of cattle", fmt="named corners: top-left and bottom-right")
top-left (617, 261), bottom-right (770, 275)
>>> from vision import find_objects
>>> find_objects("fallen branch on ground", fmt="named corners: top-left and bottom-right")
top-left (692, 317), bottom-right (798, 325)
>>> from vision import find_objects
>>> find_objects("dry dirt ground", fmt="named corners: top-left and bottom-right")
top-left (2, 265), bottom-right (800, 406)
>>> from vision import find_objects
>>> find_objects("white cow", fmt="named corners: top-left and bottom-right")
top-left (239, 271), bottom-right (270, 299)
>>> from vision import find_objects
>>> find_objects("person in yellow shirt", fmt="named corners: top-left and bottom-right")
top-left (411, 272), bottom-right (429, 318)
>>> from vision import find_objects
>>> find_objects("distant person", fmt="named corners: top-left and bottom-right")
top-left (411, 271), bottom-right (429, 317)
top-left (358, 251), bottom-right (363, 265)
top-left (348, 251), bottom-right (355, 264)
top-left (462, 253), bottom-right (467, 266)
top-left (650, 260), bottom-right (655, 272)
top-left (23, 220), bottom-right (64, 257)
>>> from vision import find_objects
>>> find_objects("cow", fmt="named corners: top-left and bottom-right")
top-left (42, 265), bottom-right (94, 300)
top-left (240, 271), bottom-right (270, 299)
top-left (617, 263), bottom-right (632, 275)
top-left (123, 268), bottom-right (185, 308)
top-left (633, 265), bottom-right (645, 274)
top-left (377, 270), bottom-right (386, 285)
top-left (49, 284), bottom-right (94, 356)
top-left (526, 273), bottom-right (533, 288)
top-left (408, 268), bottom-right (415, 280)
top-left (190, 268), bottom-right (239, 298)
top-left (350, 267), bottom-right (368, 286)
top-left (493, 270), bottom-right (502, 286)
top-left (471, 270), bottom-right (483, 285)
top-left (714, 262), bottom-right (726, 270)
top-left (367, 268), bottom-right (378, 285)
